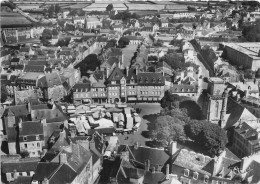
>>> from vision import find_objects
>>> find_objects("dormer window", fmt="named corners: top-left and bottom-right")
top-left (184, 169), bottom-right (189, 177)
top-left (111, 81), bottom-right (116, 84)
top-left (145, 78), bottom-right (149, 83)
top-left (23, 136), bottom-right (27, 141)
top-left (193, 172), bottom-right (198, 180)
top-left (152, 78), bottom-right (156, 83)
top-left (204, 175), bottom-right (209, 183)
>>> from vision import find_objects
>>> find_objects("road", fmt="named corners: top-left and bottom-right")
top-left (117, 103), bottom-right (162, 146)
top-left (190, 40), bottom-right (215, 77)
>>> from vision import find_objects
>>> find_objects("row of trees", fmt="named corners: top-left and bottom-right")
top-left (147, 91), bottom-right (228, 157)
top-left (242, 20), bottom-right (260, 42)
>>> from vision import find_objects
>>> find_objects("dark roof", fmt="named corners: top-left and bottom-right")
top-left (59, 50), bottom-right (71, 56)
top-left (126, 68), bottom-right (137, 82)
top-left (244, 160), bottom-right (260, 183)
top-left (20, 47), bottom-right (30, 53)
top-left (73, 82), bottom-right (91, 92)
top-left (33, 162), bottom-right (60, 182)
top-left (1, 49), bottom-right (10, 56)
top-left (128, 146), bottom-right (170, 167)
top-left (1, 160), bottom-right (39, 173)
top-left (24, 65), bottom-right (44, 73)
top-left (10, 58), bottom-right (20, 63)
top-left (49, 164), bottom-right (77, 184)
top-left (13, 176), bottom-right (33, 184)
top-left (124, 36), bottom-right (143, 40)
top-left (235, 122), bottom-right (259, 145)
top-left (107, 56), bottom-right (119, 67)
top-left (28, 60), bottom-right (48, 66)
top-left (93, 70), bottom-right (104, 81)
top-left (19, 121), bottom-right (44, 136)
top-left (10, 64), bottom-right (24, 70)
top-left (107, 67), bottom-right (126, 83)
top-left (137, 72), bottom-right (165, 86)
top-left (97, 37), bottom-right (108, 42)
top-left (106, 48), bottom-right (122, 57)
top-left (5, 105), bottom-right (29, 117)
top-left (143, 171), bottom-right (166, 184)
top-left (170, 85), bottom-right (197, 93)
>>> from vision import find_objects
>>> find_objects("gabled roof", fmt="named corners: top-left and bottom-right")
top-left (126, 68), bottom-right (137, 82)
top-left (73, 82), bottom-right (91, 92)
top-left (28, 60), bottom-right (48, 66)
top-left (173, 149), bottom-right (214, 175)
top-left (107, 67), bottom-right (125, 82)
top-left (24, 65), bottom-right (45, 73)
top-left (4, 105), bottom-right (29, 117)
top-left (49, 164), bottom-right (77, 184)
top-left (244, 160), bottom-right (260, 183)
top-left (93, 70), bottom-right (104, 81)
top-left (33, 162), bottom-right (60, 182)
top-left (137, 72), bottom-right (165, 86)
top-left (143, 171), bottom-right (166, 184)
top-left (20, 47), bottom-right (30, 53)
top-left (45, 72), bottom-right (63, 88)
top-left (19, 121), bottom-right (44, 136)
top-left (127, 145), bottom-right (170, 168)
top-left (2, 160), bottom-right (39, 173)
top-left (170, 84), bottom-right (197, 93)
top-left (10, 58), bottom-right (20, 63)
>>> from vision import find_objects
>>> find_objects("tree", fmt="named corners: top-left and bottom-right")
top-left (104, 39), bottom-right (117, 49)
top-left (150, 115), bottom-right (186, 145)
top-left (56, 37), bottom-right (71, 47)
top-left (52, 29), bottom-right (59, 36)
top-left (48, 5), bottom-right (55, 18)
top-left (148, 55), bottom-right (158, 62)
top-left (135, 32), bottom-right (141, 36)
top-left (160, 91), bottom-right (189, 109)
top-left (118, 37), bottom-right (130, 48)
top-left (75, 54), bottom-right (101, 76)
top-left (147, 66), bottom-right (155, 72)
top-left (64, 24), bottom-right (75, 32)
top-left (161, 52), bottom-right (185, 70)
top-left (54, 4), bottom-right (61, 14)
top-left (185, 120), bottom-right (228, 157)
top-left (153, 39), bottom-right (164, 47)
top-left (20, 150), bottom-right (30, 158)
top-left (106, 3), bottom-right (113, 12)
top-left (42, 29), bottom-right (53, 40)
top-left (1, 84), bottom-right (8, 103)
top-left (123, 30), bottom-right (132, 36)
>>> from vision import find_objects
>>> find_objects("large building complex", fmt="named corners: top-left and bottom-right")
top-left (222, 42), bottom-right (260, 70)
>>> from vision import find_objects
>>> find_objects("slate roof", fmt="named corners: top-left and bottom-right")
top-left (28, 60), bottom-right (48, 66)
top-left (33, 162), bottom-right (60, 181)
top-left (10, 58), bottom-right (20, 63)
top-left (244, 160), bottom-right (260, 183)
top-left (1, 160), bottom-right (39, 173)
top-left (107, 67), bottom-right (126, 83)
top-left (24, 65), bottom-right (45, 73)
top-left (137, 72), bottom-right (165, 86)
top-left (73, 82), bottom-right (91, 92)
top-left (1, 49), bottom-right (10, 56)
top-left (49, 164), bottom-right (77, 184)
top-left (19, 121), bottom-right (44, 136)
top-left (235, 122), bottom-right (260, 145)
top-left (45, 72), bottom-right (63, 88)
top-left (106, 56), bottom-right (119, 67)
top-left (93, 70), bottom-right (104, 81)
top-left (124, 36), bottom-right (143, 41)
top-left (128, 146), bottom-right (170, 168)
top-left (143, 171), bottom-right (166, 184)
top-left (20, 47), bottom-right (30, 53)
top-left (170, 84), bottom-right (197, 93)
top-left (13, 176), bottom-right (33, 184)
top-left (126, 68), bottom-right (137, 82)
top-left (106, 48), bottom-right (122, 57)
top-left (4, 105), bottom-right (30, 117)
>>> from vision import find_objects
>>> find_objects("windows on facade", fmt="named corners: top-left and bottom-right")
top-left (35, 135), bottom-right (40, 141)
top-left (23, 136), bottom-right (27, 141)
top-left (193, 172), bottom-right (198, 180)
top-left (112, 81), bottom-right (116, 84)
top-left (215, 101), bottom-right (219, 118)
top-left (204, 175), bottom-right (209, 183)
top-left (37, 142), bottom-right (40, 147)
top-left (184, 169), bottom-right (190, 177)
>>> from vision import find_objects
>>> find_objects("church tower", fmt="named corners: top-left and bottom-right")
top-left (202, 77), bottom-right (228, 127)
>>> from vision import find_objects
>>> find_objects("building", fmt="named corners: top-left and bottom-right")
top-left (124, 36), bottom-right (143, 45)
top-left (136, 72), bottom-right (165, 102)
top-left (170, 85), bottom-right (198, 97)
top-left (201, 77), bottom-right (228, 127)
top-left (73, 79), bottom-right (92, 105)
top-left (232, 121), bottom-right (260, 157)
top-left (85, 17), bottom-right (102, 29)
top-left (221, 42), bottom-right (260, 70)
top-left (1, 159), bottom-right (39, 183)
top-left (18, 120), bottom-right (45, 157)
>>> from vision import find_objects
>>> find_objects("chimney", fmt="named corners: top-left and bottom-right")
top-left (42, 177), bottom-right (49, 184)
top-left (59, 129), bottom-right (66, 140)
top-left (168, 141), bottom-right (177, 155)
top-left (134, 142), bottom-right (139, 149)
top-left (59, 153), bottom-right (67, 164)
top-left (145, 159), bottom-right (150, 171)
top-left (89, 140), bottom-right (95, 151)
top-left (40, 119), bottom-right (47, 127)
top-left (126, 66), bottom-right (129, 77)
top-left (166, 164), bottom-right (170, 180)
top-left (18, 118), bottom-right (22, 129)
top-left (106, 67), bottom-right (110, 78)
top-left (72, 143), bottom-right (80, 157)
top-left (13, 170), bottom-right (18, 179)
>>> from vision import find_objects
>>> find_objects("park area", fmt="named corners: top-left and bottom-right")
top-left (117, 103), bottom-right (162, 146)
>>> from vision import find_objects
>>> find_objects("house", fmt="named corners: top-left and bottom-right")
top-left (96, 37), bottom-right (108, 48)
top-left (20, 46), bottom-right (34, 55)
top-left (232, 121), bottom-right (260, 157)
top-left (1, 159), bottom-right (39, 183)
top-left (18, 120), bottom-right (45, 157)
top-left (23, 65), bottom-right (45, 73)
top-left (124, 36), bottom-right (143, 45)
top-left (2, 105), bottom-right (31, 154)
top-left (17, 72), bottom-right (45, 90)
top-left (107, 67), bottom-right (127, 103)
top-left (161, 19), bottom-right (169, 28)
top-left (85, 17), bottom-right (102, 29)
top-left (73, 79), bottom-right (92, 105)
top-left (170, 85), bottom-right (197, 97)
top-left (91, 81), bottom-right (107, 104)
top-left (136, 72), bottom-right (165, 102)
top-left (172, 148), bottom-right (241, 184)
top-left (10, 58), bottom-right (20, 66)
top-left (113, 24), bottom-right (124, 33)
top-left (0, 49), bottom-right (11, 63)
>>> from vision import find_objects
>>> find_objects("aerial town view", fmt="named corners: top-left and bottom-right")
top-left (1, 0), bottom-right (260, 183)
